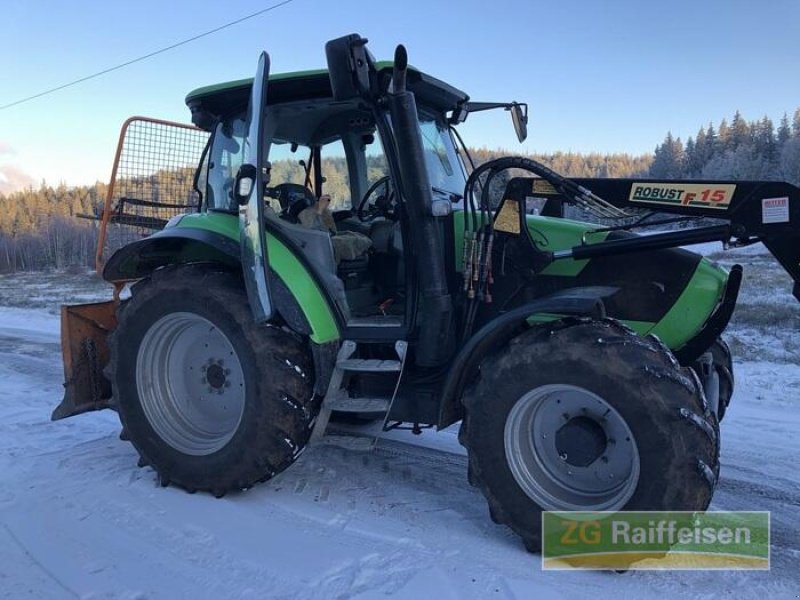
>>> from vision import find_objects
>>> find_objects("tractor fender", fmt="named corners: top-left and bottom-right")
top-left (103, 227), bottom-right (240, 281)
top-left (102, 228), bottom-right (311, 337)
top-left (437, 287), bottom-right (616, 429)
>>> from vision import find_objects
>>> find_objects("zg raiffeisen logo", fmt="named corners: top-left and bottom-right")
top-left (541, 511), bottom-right (770, 570)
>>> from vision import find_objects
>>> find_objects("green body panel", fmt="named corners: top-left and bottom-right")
top-left (452, 210), bottom-right (609, 276)
top-left (647, 259), bottom-right (728, 349)
top-left (526, 215), bottom-right (610, 276)
top-left (175, 213), bottom-right (340, 344)
top-left (452, 210), bottom-right (727, 351)
top-left (522, 261), bottom-right (726, 351)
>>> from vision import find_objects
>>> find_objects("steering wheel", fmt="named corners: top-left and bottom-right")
top-left (357, 176), bottom-right (396, 222)
top-left (266, 183), bottom-right (315, 222)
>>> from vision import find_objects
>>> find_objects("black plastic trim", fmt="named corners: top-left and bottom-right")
top-left (102, 227), bottom-right (239, 282)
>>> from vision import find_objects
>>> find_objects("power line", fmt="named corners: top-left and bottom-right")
top-left (0, 0), bottom-right (296, 111)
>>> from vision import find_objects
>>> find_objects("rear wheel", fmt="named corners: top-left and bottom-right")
top-left (109, 265), bottom-right (316, 496)
top-left (460, 318), bottom-right (719, 551)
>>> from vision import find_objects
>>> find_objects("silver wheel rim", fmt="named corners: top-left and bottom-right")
top-left (503, 384), bottom-right (640, 511)
top-left (136, 312), bottom-right (246, 456)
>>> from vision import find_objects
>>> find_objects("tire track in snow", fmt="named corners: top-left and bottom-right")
top-left (1, 523), bottom-right (79, 598)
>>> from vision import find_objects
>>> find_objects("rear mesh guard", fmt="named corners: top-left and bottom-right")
top-left (94, 117), bottom-right (209, 273)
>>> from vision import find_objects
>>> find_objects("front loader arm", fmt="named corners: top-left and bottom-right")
top-left (503, 176), bottom-right (800, 301)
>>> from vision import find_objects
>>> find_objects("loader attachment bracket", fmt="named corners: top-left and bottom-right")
top-left (52, 301), bottom-right (117, 421)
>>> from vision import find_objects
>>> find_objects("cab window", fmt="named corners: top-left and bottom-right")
top-left (365, 132), bottom-right (390, 187)
top-left (319, 139), bottom-right (351, 210)
top-left (418, 115), bottom-right (465, 195)
top-left (270, 142), bottom-right (311, 187)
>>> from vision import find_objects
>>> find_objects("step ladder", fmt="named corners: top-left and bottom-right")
top-left (310, 339), bottom-right (408, 450)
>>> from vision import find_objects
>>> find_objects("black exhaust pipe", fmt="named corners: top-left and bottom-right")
top-left (386, 45), bottom-right (454, 366)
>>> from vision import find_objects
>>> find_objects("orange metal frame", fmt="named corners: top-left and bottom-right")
top-left (94, 116), bottom-right (205, 275)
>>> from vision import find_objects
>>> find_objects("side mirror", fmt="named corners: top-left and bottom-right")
top-left (511, 103), bottom-right (528, 143)
top-left (325, 33), bottom-right (376, 101)
top-left (234, 163), bottom-right (258, 206)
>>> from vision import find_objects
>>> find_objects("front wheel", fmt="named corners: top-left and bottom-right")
top-left (691, 337), bottom-right (734, 422)
top-left (460, 319), bottom-right (720, 551)
top-left (109, 266), bottom-right (316, 496)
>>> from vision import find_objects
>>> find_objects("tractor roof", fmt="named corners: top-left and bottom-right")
top-left (185, 62), bottom-right (469, 121)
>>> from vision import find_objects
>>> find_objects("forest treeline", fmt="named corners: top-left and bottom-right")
top-left (651, 109), bottom-right (800, 183)
top-left (2, 107), bottom-right (799, 272)
top-left (0, 148), bottom-right (653, 272)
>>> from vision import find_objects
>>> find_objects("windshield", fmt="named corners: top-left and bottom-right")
top-left (417, 113), bottom-right (466, 197)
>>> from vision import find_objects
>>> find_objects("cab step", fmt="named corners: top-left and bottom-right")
top-left (326, 396), bottom-right (391, 413)
top-left (336, 359), bottom-right (401, 372)
top-left (310, 339), bottom-right (407, 445)
top-left (321, 433), bottom-right (377, 451)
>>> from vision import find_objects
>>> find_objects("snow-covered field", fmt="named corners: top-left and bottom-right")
top-left (1, 247), bottom-right (799, 599)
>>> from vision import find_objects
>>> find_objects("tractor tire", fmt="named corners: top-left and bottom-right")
top-left (108, 265), bottom-right (316, 497)
top-left (459, 318), bottom-right (720, 552)
top-left (692, 337), bottom-right (734, 422)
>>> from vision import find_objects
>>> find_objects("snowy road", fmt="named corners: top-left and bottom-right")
top-left (0, 290), bottom-right (799, 598)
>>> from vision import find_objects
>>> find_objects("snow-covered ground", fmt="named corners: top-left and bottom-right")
top-left (1, 250), bottom-right (799, 599)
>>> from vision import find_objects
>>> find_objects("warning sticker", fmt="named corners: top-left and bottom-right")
top-left (531, 179), bottom-right (559, 195)
top-left (628, 182), bottom-right (736, 209)
top-left (494, 200), bottom-right (521, 234)
top-left (762, 196), bottom-right (790, 224)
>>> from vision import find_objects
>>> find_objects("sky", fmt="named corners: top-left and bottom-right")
top-left (1, 0), bottom-right (799, 193)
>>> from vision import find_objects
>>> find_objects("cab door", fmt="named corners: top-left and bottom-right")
top-left (236, 51), bottom-right (274, 322)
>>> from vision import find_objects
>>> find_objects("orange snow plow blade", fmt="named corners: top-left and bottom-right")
top-left (51, 301), bottom-right (117, 421)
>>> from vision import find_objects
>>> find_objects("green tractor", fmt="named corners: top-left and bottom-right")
top-left (54, 34), bottom-right (800, 551)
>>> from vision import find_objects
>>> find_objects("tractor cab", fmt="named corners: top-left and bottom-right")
top-left (186, 61), bottom-right (471, 337)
